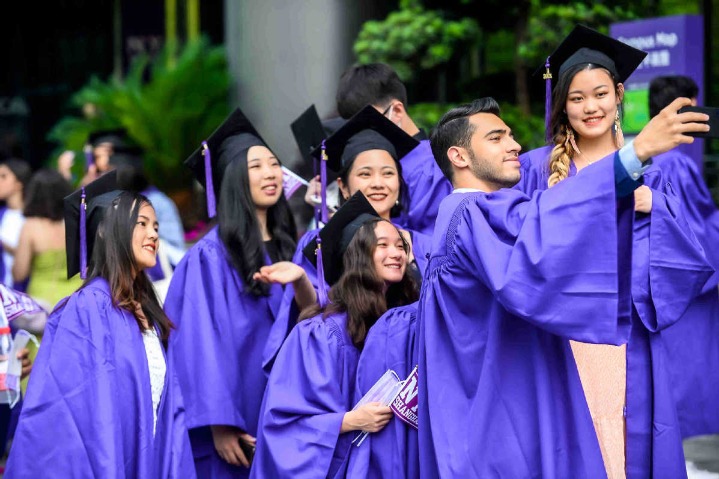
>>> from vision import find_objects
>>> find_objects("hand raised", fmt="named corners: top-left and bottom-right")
top-left (304, 175), bottom-right (322, 207)
top-left (253, 262), bottom-right (307, 286)
top-left (633, 97), bottom-right (710, 161)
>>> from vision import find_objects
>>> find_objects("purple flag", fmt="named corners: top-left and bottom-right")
top-left (282, 166), bottom-right (309, 200)
top-left (391, 365), bottom-right (418, 429)
top-left (0, 284), bottom-right (45, 320)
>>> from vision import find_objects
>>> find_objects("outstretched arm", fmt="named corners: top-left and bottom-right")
top-left (254, 262), bottom-right (316, 311)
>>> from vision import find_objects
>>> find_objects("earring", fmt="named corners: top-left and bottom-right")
top-left (614, 110), bottom-right (624, 148)
top-left (395, 199), bottom-right (400, 207)
top-left (565, 125), bottom-right (581, 155)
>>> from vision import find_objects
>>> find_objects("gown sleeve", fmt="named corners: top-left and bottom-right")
top-left (452, 156), bottom-right (634, 343)
top-left (165, 238), bottom-right (268, 433)
top-left (6, 288), bottom-right (146, 478)
top-left (253, 316), bottom-right (349, 478)
top-left (631, 186), bottom-right (714, 332)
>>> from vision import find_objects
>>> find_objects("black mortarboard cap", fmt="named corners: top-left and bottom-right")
top-left (321, 116), bottom-right (347, 137)
top-left (302, 191), bottom-right (380, 288)
top-left (290, 107), bottom-right (349, 165)
top-left (184, 108), bottom-right (269, 218)
top-left (63, 170), bottom-right (121, 279)
top-left (313, 105), bottom-right (419, 172)
top-left (537, 25), bottom-right (647, 141)
top-left (291, 105), bottom-right (333, 224)
top-left (540, 24), bottom-right (647, 84)
top-left (291, 105), bottom-right (326, 165)
top-left (108, 144), bottom-right (144, 169)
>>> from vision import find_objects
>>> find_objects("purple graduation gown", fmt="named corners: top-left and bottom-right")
top-left (252, 312), bottom-right (360, 479)
top-left (346, 303), bottom-right (419, 479)
top-left (261, 228), bottom-right (319, 375)
top-left (262, 225), bottom-right (430, 376)
top-left (5, 278), bottom-right (195, 479)
top-left (397, 139), bottom-right (452, 236)
top-left (418, 155), bottom-right (713, 477)
top-left (645, 150), bottom-right (719, 438)
top-left (518, 146), bottom-right (719, 439)
top-left (164, 226), bottom-right (283, 478)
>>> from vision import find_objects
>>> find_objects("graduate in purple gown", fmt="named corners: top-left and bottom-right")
top-left (294, 104), bottom-right (432, 279)
top-left (252, 192), bottom-right (419, 479)
top-left (345, 302), bottom-right (420, 479)
top-left (165, 109), bottom-right (316, 478)
top-left (6, 172), bottom-right (195, 478)
top-left (336, 63), bottom-right (452, 235)
top-left (645, 76), bottom-right (719, 438)
top-left (418, 94), bottom-right (712, 478)
top-left (515, 30), bottom-right (719, 443)
top-left (322, 105), bottom-right (433, 281)
top-left (262, 107), bottom-right (431, 373)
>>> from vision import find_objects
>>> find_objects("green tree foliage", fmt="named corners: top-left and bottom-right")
top-left (48, 36), bottom-right (231, 192)
top-left (409, 102), bottom-right (546, 151)
top-left (353, 0), bottom-right (480, 82)
top-left (518, 2), bottom-right (638, 67)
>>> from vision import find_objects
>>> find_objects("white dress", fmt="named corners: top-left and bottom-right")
top-left (142, 328), bottom-right (166, 436)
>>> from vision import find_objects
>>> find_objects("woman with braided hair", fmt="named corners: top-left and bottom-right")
top-left (516, 25), bottom-right (718, 478)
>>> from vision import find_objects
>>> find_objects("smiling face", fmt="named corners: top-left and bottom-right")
top-left (372, 220), bottom-right (407, 285)
top-left (338, 150), bottom-right (400, 220)
top-left (247, 145), bottom-right (282, 210)
top-left (565, 68), bottom-right (622, 144)
top-left (463, 113), bottom-right (522, 191)
top-left (132, 202), bottom-right (159, 272)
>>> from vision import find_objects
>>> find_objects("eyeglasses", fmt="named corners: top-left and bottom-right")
top-left (381, 103), bottom-right (395, 117)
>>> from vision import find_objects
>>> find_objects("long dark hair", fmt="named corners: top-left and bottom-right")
top-left (81, 191), bottom-right (173, 341)
top-left (217, 152), bottom-right (297, 296)
top-left (547, 63), bottom-right (622, 186)
top-left (23, 169), bottom-right (72, 220)
top-left (300, 218), bottom-right (418, 348)
top-left (337, 153), bottom-right (409, 218)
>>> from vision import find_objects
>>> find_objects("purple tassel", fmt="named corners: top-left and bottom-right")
top-left (312, 146), bottom-right (320, 226)
top-left (544, 56), bottom-right (552, 143)
top-left (320, 140), bottom-right (328, 225)
top-left (80, 187), bottom-right (88, 279)
top-left (83, 144), bottom-right (94, 170)
top-left (202, 141), bottom-right (216, 218)
top-left (315, 237), bottom-right (329, 307)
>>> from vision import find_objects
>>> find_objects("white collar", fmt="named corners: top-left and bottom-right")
top-left (452, 188), bottom-right (485, 194)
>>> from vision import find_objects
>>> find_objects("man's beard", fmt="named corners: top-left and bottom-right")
top-left (467, 149), bottom-right (520, 189)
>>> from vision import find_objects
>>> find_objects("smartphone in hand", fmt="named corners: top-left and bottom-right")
top-left (678, 106), bottom-right (719, 138)
top-left (238, 436), bottom-right (255, 465)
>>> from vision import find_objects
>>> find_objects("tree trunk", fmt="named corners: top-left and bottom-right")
top-left (514, 2), bottom-right (531, 115)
